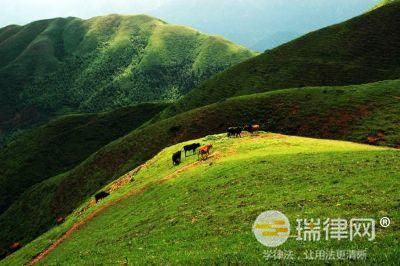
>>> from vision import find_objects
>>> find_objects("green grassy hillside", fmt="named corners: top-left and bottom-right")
top-left (0, 103), bottom-right (167, 215)
top-left (159, 2), bottom-right (400, 118)
top-left (373, 0), bottom-right (400, 9)
top-left (0, 25), bottom-right (21, 43)
top-left (1, 79), bottom-right (399, 252)
top-left (4, 133), bottom-right (399, 264)
top-left (0, 14), bottom-right (255, 139)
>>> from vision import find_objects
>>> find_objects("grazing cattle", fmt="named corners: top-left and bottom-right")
top-left (56, 217), bottom-right (65, 225)
top-left (95, 191), bottom-right (110, 203)
top-left (198, 144), bottom-right (213, 160)
top-left (9, 242), bottom-right (22, 253)
top-left (244, 124), bottom-right (260, 134)
top-left (183, 143), bottom-right (201, 156)
top-left (227, 127), bottom-right (242, 137)
top-left (172, 151), bottom-right (182, 165)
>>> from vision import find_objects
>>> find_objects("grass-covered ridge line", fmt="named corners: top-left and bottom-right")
top-left (0, 79), bottom-right (399, 252)
top-left (0, 103), bottom-right (167, 218)
top-left (160, 2), bottom-right (400, 118)
top-left (0, 14), bottom-right (255, 139)
top-left (373, 0), bottom-right (400, 9)
top-left (4, 133), bottom-right (399, 264)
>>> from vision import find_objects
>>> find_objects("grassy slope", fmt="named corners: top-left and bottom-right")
top-left (4, 133), bottom-right (399, 265)
top-left (0, 103), bottom-right (167, 215)
top-left (0, 25), bottom-right (21, 44)
top-left (0, 79), bottom-right (399, 252)
top-left (159, 3), bottom-right (400, 118)
top-left (0, 14), bottom-right (255, 139)
top-left (373, 0), bottom-right (400, 9)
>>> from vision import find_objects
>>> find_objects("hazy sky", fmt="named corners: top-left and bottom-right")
top-left (0, 0), bottom-right (379, 27)
top-left (0, 0), bottom-right (165, 27)
top-left (0, 0), bottom-right (380, 50)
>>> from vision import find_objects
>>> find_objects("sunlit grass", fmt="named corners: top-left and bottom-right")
top-left (5, 133), bottom-right (399, 265)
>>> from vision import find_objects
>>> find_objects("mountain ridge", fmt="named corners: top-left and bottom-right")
top-left (158, 2), bottom-right (400, 118)
top-left (373, 0), bottom-right (400, 9)
top-left (0, 14), bottom-right (255, 143)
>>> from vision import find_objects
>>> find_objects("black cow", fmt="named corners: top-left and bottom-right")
top-left (172, 151), bottom-right (182, 165)
top-left (183, 143), bottom-right (201, 156)
top-left (227, 127), bottom-right (242, 137)
top-left (95, 191), bottom-right (110, 203)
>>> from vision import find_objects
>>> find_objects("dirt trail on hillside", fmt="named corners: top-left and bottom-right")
top-left (27, 153), bottom-right (219, 265)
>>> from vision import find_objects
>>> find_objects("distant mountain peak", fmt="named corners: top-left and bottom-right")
top-left (0, 14), bottom-right (255, 140)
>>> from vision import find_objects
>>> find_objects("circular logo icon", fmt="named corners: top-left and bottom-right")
top-left (380, 217), bottom-right (390, 228)
top-left (253, 210), bottom-right (290, 247)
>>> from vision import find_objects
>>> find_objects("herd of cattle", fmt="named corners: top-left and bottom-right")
top-left (172, 124), bottom-right (260, 165)
top-left (172, 143), bottom-right (213, 165)
top-left (0, 124), bottom-right (260, 260)
top-left (91, 125), bottom-right (261, 215)
top-left (91, 123), bottom-right (259, 209)
top-left (227, 124), bottom-right (260, 137)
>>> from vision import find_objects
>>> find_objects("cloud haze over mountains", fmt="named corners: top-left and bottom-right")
top-left (1, 0), bottom-right (379, 50)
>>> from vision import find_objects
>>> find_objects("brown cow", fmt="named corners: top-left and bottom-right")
top-left (9, 242), bottom-right (22, 253)
top-left (244, 124), bottom-right (260, 134)
top-left (198, 144), bottom-right (213, 160)
top-left (56, 217), bottom-right (65, 225)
